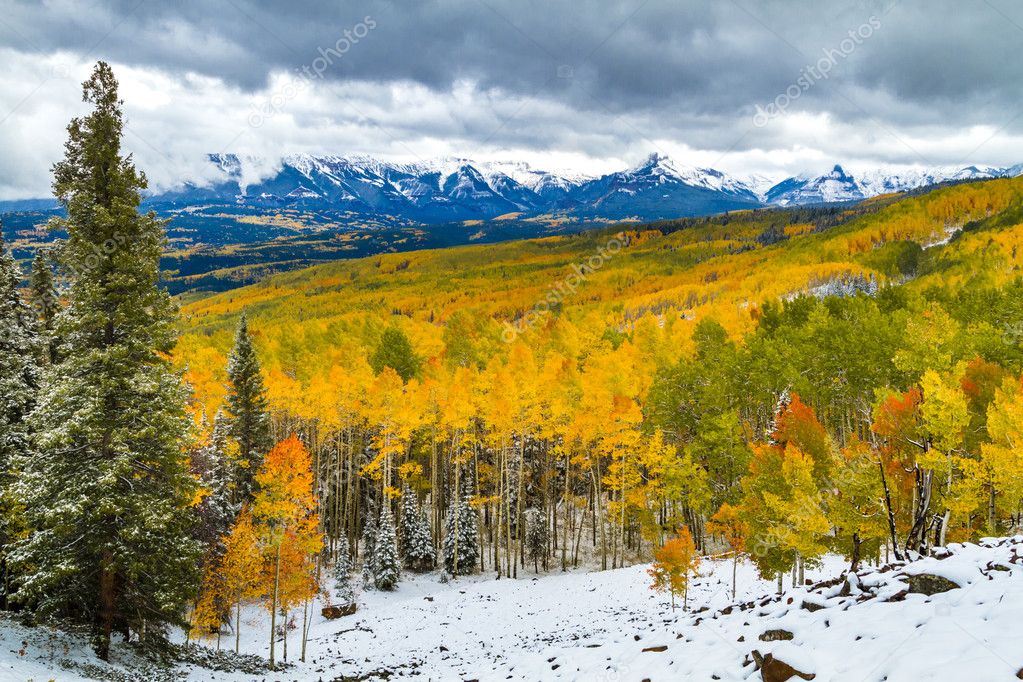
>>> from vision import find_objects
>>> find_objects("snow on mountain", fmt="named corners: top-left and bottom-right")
top-left (767, 163), bottom-right (1023, 207)
top-left (145, 153), bottom-right (1023, 221)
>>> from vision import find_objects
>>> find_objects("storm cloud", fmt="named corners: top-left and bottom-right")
top-left (1, 0), bottom-right (1021, 198)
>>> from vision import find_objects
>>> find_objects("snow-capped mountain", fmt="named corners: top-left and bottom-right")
top-left (152, 153), bottom-right (765, 222)
top-left (143, 154), bottom-right (1023, 223)
top-left (765, 163), bottom-right (1020, 207)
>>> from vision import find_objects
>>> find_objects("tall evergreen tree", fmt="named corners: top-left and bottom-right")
top-left (400, 490), bottom-right (435, 572)
top-left (443, 484), bottom-right (480, 576)
top-left (0, 228), bottom-right (41, 606)
top-left (360, 507), bottom-right (377, 589)
top-left (13, 63), bottom-right (200, 659)
top-left (333, 533), bottom-right (354, 606)
top-left (225, 313), bottom-right (272, 502)
top-left (191, 410), bottom-right (236, 553)
top-left (29, 248), bottom-right (59, 364)
top-left (372, 504), bottom-right (400, 590)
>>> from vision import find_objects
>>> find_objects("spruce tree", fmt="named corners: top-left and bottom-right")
top-left (361, 510), bottom-right (377, 589)
top-left (443, 485), bottom-right (479, 576)
top-left (14, 62), bottom-right (200, 659)
top-left (191, 410), bottom-right (235, 552)
top-left (401, 491), bottom-right (435, 572)
top-left (398, 485), bottom-right (416, 556)
top-left (333, 533), bottom-right (354, 606)
top-left (0, 228), bottom-right (41, 606)
top-left (224, 314), bottom-right (272, 502)
top-left (29, 248), bottom-right (59, 364)
top-left (370, 327), bottom-right (421, 382)
top-left (373, 504), bottom-right (400, 590)
top-left (524, 508), bottom-right (549, 573)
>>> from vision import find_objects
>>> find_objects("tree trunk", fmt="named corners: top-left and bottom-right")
top-left (235, 595), bottom-right (242, 654)
top-left (877, 460), bottom-right (903, 561)
top-left (732, 555), bottom-right (737, 600)
top-left (561, 454), bottom-right (570, 571)
top-left (97, 551), bottom-right (116, 661)
top-left (269, 543), bottom-right (281, 668)
top-left (905, 467), bottom-right (933, 554)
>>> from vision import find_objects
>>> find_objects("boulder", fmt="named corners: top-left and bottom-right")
top-left (751, 650), bottom-right (816, 682)
top-left (758, 629), bottom-right (794, 642)
top-left (905, 573), bottom-right (960, 596)
top-left (321, 603), bottom-right (357, 619)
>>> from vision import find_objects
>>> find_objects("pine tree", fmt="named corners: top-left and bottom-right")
top-left (370, 326), bottom-right (421, 382)
top-left (373, 504), bottom-right (401, 590)
top-left (361, 509), bottom-right (377, 589)
top-left (28, 247), bottom-right (59, 364)
top-left (524, 508), bottom-right (548, 573)
top-left (14, 63), bottom-right (200, 659)
top-left (225, 313), bottom-right (272, 503)
top-left (191, 410), bottom-right (236, 552)
top-left (443, 485), bottom-right (480, 576)
top-left (333, 533), bottom-right (354, 606)
top-left (398, 485), bottom-right (416, 557)
top-left (0, 228), bottom-right (40, 607)
top-left (402, 493), bottom-right (435, 572)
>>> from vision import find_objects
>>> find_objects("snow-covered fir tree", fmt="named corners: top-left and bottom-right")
top-left (0, 227), bottom-right (41, 606)
top-left (190, 410), bottom-right (236, 552)
top-left (402, 492), bottom-right (436, 572)
top-left (373, 504), bottom-right (401, 590)
top-left (361, 509), bottom-right (378, 589)
top-left (524, 508), bottom-right (549, 573)
top-left (333, 533), bottom-right (354, 606)
top-left (398, 485), bottom-right (416, 556)
top-left (224, 313), bottom-right (272, 503)
top-left (28, 247), bottom-right (59, 364)
top-left (14, 62), bottom-right (201, 660)
top-left (443, 483), bottom-right (480, 576)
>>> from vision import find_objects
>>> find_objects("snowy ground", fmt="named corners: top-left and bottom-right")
top-left (4, 538), bottom-right (1023, 681)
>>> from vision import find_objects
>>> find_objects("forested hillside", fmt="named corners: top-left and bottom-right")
top-left (174, 172), bottom-right (1023, 592)
top-left (5, 59), bottom-right (1023, 681)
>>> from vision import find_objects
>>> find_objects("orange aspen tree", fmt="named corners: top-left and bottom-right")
top-left (648, 526), bottom-right (701, 611)
top-left (707, 503), bottom-right (747, 600)
top-left (252, 435), bottom-right (322, 669)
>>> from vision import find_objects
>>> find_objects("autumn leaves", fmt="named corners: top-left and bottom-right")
top-left (191, 435), bottom-right (322, 668)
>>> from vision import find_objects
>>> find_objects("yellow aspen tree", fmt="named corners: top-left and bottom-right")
top-left (219, 507), bottom-right (263, 654)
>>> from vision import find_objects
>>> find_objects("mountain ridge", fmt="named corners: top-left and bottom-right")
top-left (6, 153), bottom-right (1021, 224)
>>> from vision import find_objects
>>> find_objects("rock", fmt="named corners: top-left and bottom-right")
top-left (758, 629), bottom-right (794, 642)
top-left (751, 650), bottom-right (816, 681)
top-left (905, 573), bottom-right (960, 596)
top-left (321, 603), bottom-right (357, 619)
top-left (642, 645), bottom-right (668, 652)
top-left (800, 600), bottom-right (824, 612)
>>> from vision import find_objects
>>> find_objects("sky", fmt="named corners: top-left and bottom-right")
top-left (1, 0), bottom-right (1022, 199)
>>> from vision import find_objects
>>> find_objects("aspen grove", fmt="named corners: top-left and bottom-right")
top-left (4, 61), bottom-right (1023, 671)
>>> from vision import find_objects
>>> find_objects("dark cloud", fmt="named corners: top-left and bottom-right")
top-left (0, 0), bottom-right (1020, 198)
top-left (4, 0), bottom-right (1018, 119)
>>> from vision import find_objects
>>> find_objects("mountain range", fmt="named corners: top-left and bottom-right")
top-left (6, 153), bottom-right (1021, 225)
top-left (139, 153), bottom-right (1023, 223)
